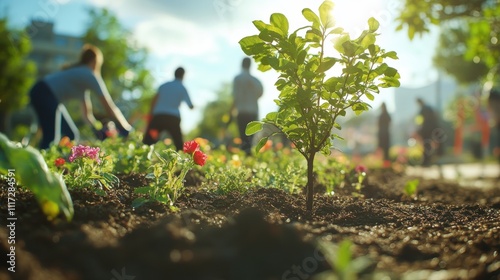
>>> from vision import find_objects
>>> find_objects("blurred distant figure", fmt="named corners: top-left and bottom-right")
top-left (231, 57), bottom-right (263, 155)
top-left (29, 44), bottom-right (131, 149)
top-left (488, 87), bottom-right (500, 165)
top-left (377, 102), bottom-right (391, 167)
top-left (143, 67), bottom-right (194, 150)
top-left (415, 98), bottom-right (441, 166)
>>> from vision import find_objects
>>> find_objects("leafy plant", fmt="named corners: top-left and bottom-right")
top-left (240, 0), bottom-right (400, 210)
top-left (133, 140), bottom-right (207, 209)
top-left (314, 239), bottom-right (373, 280)
top-left (0, 133), bottom-right (73, 221)
top-left (204, 166), bottom-right (252, 195)
top-left (63, 145), bottom-right (119, 195)
top-left (404, 178), bottom-right (420, 197)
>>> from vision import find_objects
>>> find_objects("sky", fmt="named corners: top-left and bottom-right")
top-left (1, 0), bottom-right (440, 132)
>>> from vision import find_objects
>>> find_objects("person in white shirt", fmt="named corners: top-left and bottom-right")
top-left (29, 44), bottom-right (131, 149)
top-left (143, 67), bottom-right (194, 150)
top-left (232, 57), bottom-right (263, 155)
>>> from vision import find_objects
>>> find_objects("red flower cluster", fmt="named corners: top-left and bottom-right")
top-left (183, 140), bottom-right (207, 166)
top-left (54, 157), bottom-right (66, 167)
top-left (183, 140), bottom-right (199, 154)
top-left (355, 164), bottom-right (367, 173)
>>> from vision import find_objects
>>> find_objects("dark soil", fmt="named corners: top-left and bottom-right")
top-left (1, 169), bottom-right (500, 280)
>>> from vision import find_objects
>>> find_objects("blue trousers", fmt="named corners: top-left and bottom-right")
top-left (29, 81), bottom-right (75, 149)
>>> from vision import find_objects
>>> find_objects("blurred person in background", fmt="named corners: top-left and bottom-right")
top-left (142, 67), bottom-right (194, 150)
top-left (377, 102), bottom-right (391, 167)
top-left (231, 57), bottom-right (263, 155)
top-left (415, 98), bottom-right (441, 166)
top-left (29, 44), bottom-right (131, 149)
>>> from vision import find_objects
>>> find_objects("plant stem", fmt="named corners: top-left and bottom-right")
top-left (306, 152), bottom-right (316, 211)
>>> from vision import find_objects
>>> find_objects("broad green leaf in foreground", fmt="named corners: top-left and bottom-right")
top-left (0, 133), bottom-right (74, 221)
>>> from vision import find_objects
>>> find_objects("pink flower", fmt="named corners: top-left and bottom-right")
top-left (193, 150), bottom-right (207, 166)
top-left (69, 145), bottom-right (101, 163)
top-left (54, 157), bottom-right (66, 167)
top-left (355, 164), bottom-right (367, 174)
top-left (183, 140), bottom-right (199, 155)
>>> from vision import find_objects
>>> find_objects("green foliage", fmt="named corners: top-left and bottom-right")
top-left (396, 0), bottom-right (487, 39)
top-left (204, 165), bottom-right (252, 195)
top-left (188, 83), bottom-right (238, 143)
top-left (434, 25), bottom-right (489, 84)
top-left (0, 133), bottom-right (73, 221)
top-left (397, 0), bottom-right (499, 84)
top-left (315, 239), bottom-right (373, 280)
top-left (404, 179), bottom-right (420, 197)
top-left (64, 154), bottom-right (118, 195)
top-left (239, 0), bottom-right (399, 210)
top-left (0, 18), bottom-right (36, 115)
top-left (132, 148), bottom-right (203, 210)
top-left (466, 5), bottom-right (500, 70)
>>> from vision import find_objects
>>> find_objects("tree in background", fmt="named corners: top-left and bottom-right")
top-left (0, 17), bottom-right (36, 134)
top-left (433, 25), bottom-right (489, 85)
top-left (83, 8), bottom-right (155, 125)
top-left (187, 84), bottom-right (239, 145)
top-left (397, 0), bottom-right (499, 81)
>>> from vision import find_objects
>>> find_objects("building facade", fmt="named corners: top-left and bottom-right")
top-left (26, 20), bottom-right (83, 79)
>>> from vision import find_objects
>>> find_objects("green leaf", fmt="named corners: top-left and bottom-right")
top-left (316, 57), bottom-right (338, 73)
top-left (360, 33), bottom-right (376, 49)
top-left (255, 137), bottom-right (269, 154)
top-left (335, 240), bottom-right (353, 272)
top-left (368, 17), bottom-right (379, 32)
top-left (265, 111), bottom-right (279, 121)
top-left (134, 186), bottom-right (151, 194)
top-left (383, 51), bottom-right (399, 59)
top-left (253, 20), bottom-right (267, 31)
top-left (328, 27), bottom-right (344, 35)
top-left (302, 8), bottom-right (320, 27)
top-left (319, 0), bottom-right (335, 29)
top-left (239, 35), bottom-right (263, 55)
top-left (0, 133), bottom-right (73, 222)
top-left (365, 92), bottom-right (375, 101)
top-left (132, 197), bottom-right (148, 208)
top-left (270, 13), bottom-right (289, 36)
top-left (333, 33), bottom-right (350, 54)
top-left (404, 179), bottom-right (419, 196)
top-left (245, 121), bottom-right (263, 135)
top-left (384, 67), bottom-right (398, 77)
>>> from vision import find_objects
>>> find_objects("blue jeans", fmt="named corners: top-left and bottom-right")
top-left (29, 81), bottom-right (75, 149)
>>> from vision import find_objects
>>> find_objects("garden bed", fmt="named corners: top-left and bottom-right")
top-left (1, 169), bottom-right (499, 280)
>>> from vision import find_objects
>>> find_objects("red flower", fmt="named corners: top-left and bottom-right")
top-left (54, 157), bottom-right (66, 167)
top-left (355, 165), bottom-right (367, 173)
top-left (148, 129), bottom-right (159, 140)
top-left (193, 150), bottom-right (207, 166)
top-left (183, 140), bottom-right (199, 154)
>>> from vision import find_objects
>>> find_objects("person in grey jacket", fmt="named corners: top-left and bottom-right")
top-left (29, 44), bottom-right (131, 149)
top-left (232, 57), bottom-right (263, 155)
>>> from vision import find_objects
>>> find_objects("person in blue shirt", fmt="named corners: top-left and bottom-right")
top-left (29, 44), bottom-right (132, 149)
top-left (143, 67), bottom-right (194, 150)
top-left (231, 57), bottom-right (263, 155)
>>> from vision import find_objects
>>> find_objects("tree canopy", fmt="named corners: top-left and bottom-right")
top-left (397, 0), bottom-right (499, 84)
top-left (0, 17), bottom-right (36, 132)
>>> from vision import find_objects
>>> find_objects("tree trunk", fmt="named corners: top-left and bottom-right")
top-left (306, 153), bottom-right (315, 211)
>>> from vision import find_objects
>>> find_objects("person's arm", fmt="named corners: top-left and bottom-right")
top-left (81, 92), bottom-right (101, 128)
top-left (98, 94), bottom-right (132, 131)
top-left (184, 89), bottom-right (194, 110)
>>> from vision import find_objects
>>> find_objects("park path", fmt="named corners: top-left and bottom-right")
top-left (406, 163), bottom-right (499, 188)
